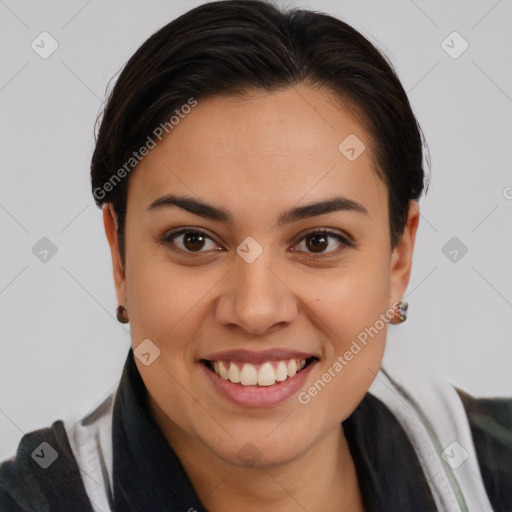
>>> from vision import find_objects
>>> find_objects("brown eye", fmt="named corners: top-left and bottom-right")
top-left (305, 233), bottom-right (329, 253)
top-left (160, 229), bottom-right (220, 254)
top-left (294, 229), bottom-right (352, 257)
top-left (182, 231), bottom-right (207, 252)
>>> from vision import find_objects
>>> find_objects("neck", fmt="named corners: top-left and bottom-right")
top-left (149, 399), bottom-right (364, 511)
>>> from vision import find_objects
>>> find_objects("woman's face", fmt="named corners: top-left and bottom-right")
top-left (104, 84), bottom-right (418, 468)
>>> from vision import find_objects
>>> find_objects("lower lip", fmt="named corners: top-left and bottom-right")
top-left (201, 361), bottom-right (317, 408)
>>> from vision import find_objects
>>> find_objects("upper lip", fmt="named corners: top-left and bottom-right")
top-left (201, 348), bottom-right (319, 364)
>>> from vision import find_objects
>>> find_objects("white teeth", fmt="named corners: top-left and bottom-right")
top-left (275, 361), bottom-right (288, 381)
top-left (257, 362), bottom-right (276, 386)
top-left (287, 359), bottom-right (297, 377)
top-left (240, 363), bottom-right (258, 385)
top-left (227, 362), bottom-right (241, 383)
top-left (211, 357), bottom-right (311, 386)
top-left (218, 361), bottom-right (229, 380)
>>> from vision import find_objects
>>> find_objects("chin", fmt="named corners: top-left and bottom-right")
top-left (200, 423), bottom-right (314, 470)
top-left (217, 443), bottom-right (305, 469)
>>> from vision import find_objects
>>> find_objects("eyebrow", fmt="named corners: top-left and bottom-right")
top-left (147, 193), bottom-right (368, 227)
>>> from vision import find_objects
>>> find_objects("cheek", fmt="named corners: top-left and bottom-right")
top-left (299, 252), bottom-right (391, 409)
top-left (127, 261), bottom-right (207, 349)
top-left (304, 248), bottom-right (391, 341)
top-left (125, 238), bottom-right (232, 376)
top-left (125, 254), bottom-right (216, 434)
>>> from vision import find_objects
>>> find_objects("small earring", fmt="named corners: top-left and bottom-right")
top-left (390, 300), bottom-right (408, 324)
top-left (116, 305), bottom-right (129, 324)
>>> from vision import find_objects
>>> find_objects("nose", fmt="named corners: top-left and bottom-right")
top-left (214, 251), bottom-right (299, 336)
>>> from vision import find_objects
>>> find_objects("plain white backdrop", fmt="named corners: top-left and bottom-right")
top-left (1, 0), bottom-right (511, 462)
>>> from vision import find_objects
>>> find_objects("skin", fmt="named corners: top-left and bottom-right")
top-left (103, 84), bottom-right (419, 511)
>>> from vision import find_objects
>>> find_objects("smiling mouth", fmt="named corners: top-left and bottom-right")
top-left (201, 357), bottom-right (318, 387)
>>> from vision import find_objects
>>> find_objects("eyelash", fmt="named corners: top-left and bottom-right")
top-left (157, 227), bottom-right (353, 259)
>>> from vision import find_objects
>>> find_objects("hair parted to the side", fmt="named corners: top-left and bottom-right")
top-left (91, 0), bottom-right (430, 265)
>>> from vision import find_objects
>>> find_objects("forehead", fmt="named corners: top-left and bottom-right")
top-left (127, 85), bottom-right (388, 227)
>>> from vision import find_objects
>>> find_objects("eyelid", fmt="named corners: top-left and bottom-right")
top-left (295, 226), bottom-right (354, 246)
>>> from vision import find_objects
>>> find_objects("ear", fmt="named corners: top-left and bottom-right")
top-left (388, 200), bottom-right (420, 306)
top-left (103, 203), bottom-right (127, 307)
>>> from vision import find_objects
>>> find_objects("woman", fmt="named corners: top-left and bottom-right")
top-left (1, 0), bottom-right (510, 510)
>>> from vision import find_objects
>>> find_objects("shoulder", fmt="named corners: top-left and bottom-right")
top-left (0, 419), bottom-right (94, 512)
top-left (455, 387), bottom-right (512, 512)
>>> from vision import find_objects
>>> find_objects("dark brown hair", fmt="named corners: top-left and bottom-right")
top-left (91, 0), bottom-right (429, 263)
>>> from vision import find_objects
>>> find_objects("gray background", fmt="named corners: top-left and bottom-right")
top-left (1, 0), bottom-right (511, 461)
